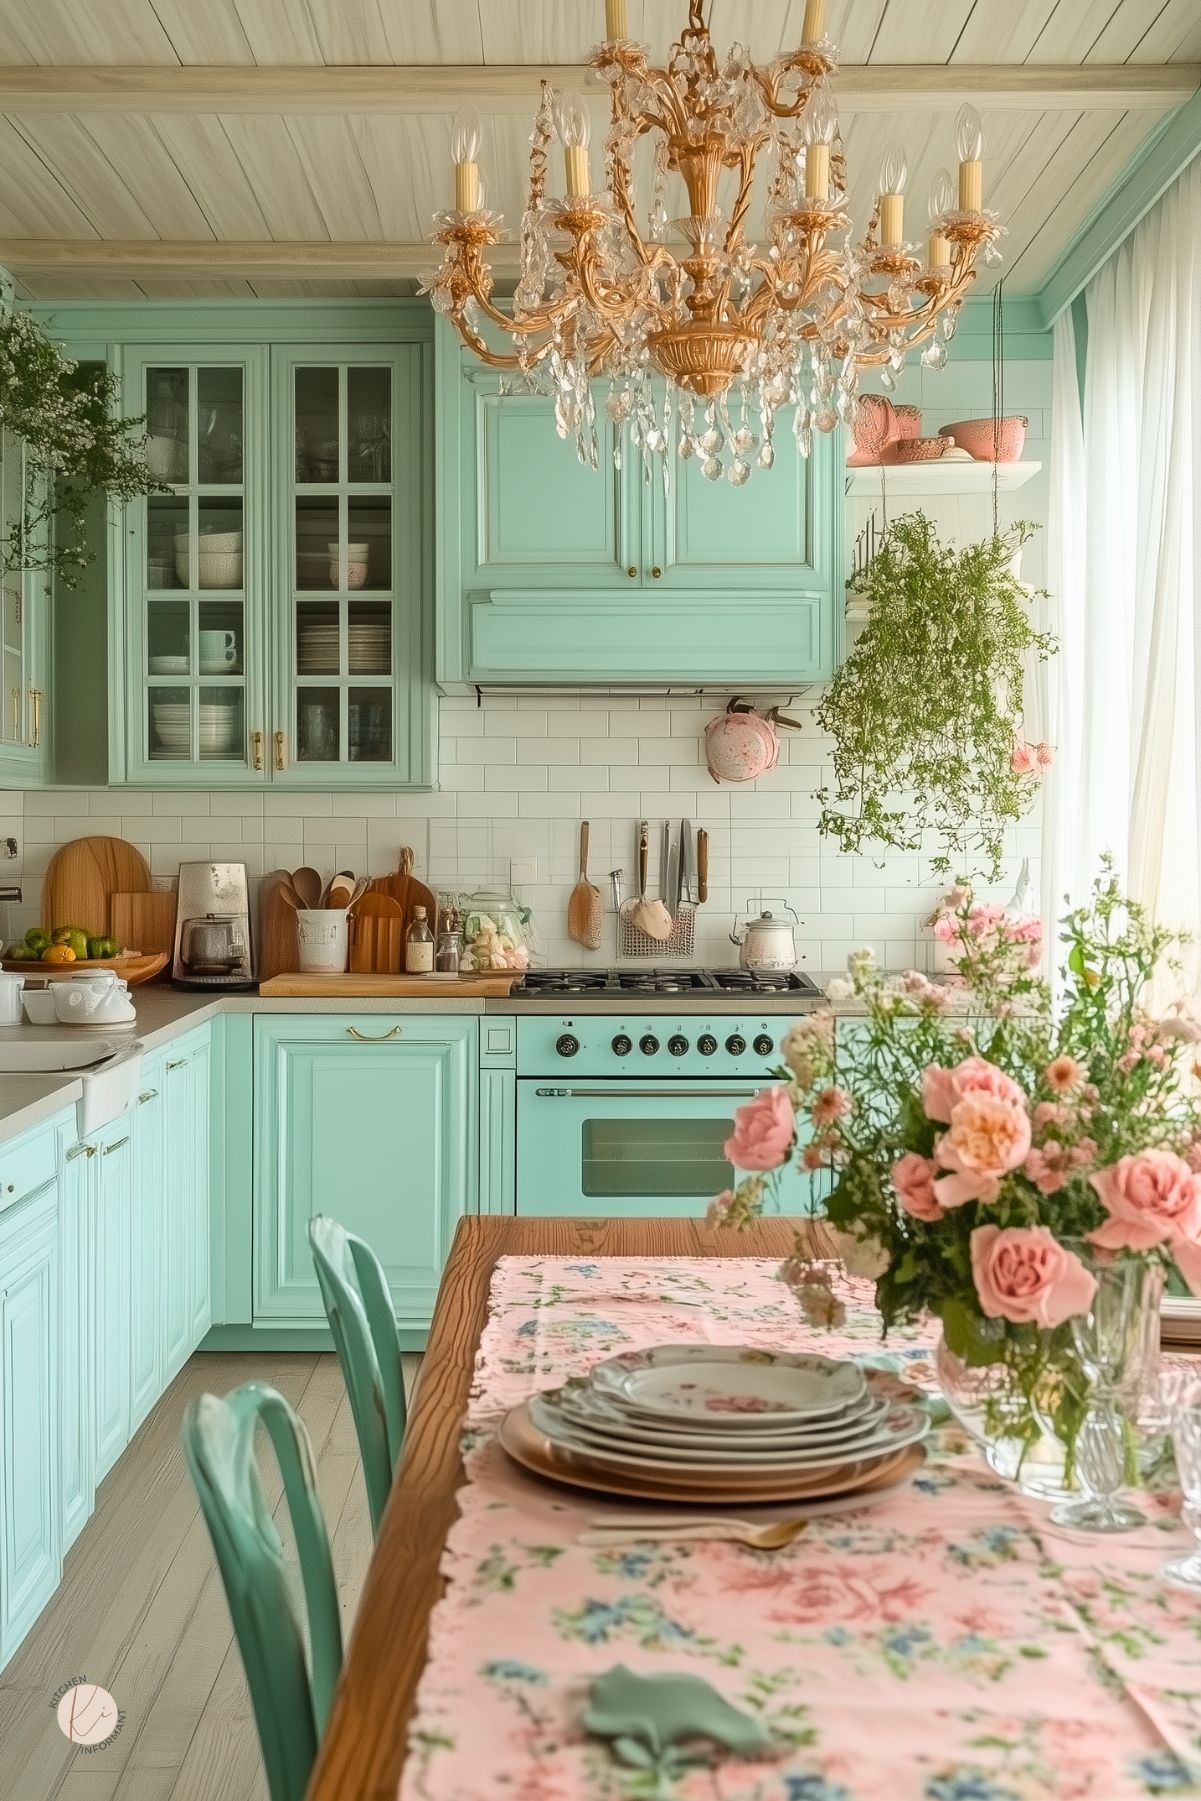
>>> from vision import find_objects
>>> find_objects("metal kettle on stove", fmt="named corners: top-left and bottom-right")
top-left (730, 903), bottom-right (799, 973)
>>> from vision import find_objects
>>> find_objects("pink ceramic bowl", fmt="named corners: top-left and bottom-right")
top-left (892, 404), bottom-right (922, 439)
top-left (895, 435), bottom-right (954, 463)
top-left (945, 416), bottom-right (1028, 462)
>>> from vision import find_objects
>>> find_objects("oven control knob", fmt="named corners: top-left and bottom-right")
top-left (725, 1033), bottom-right (747, 1055)
top-left (667, 1034), bottom-right (689, 1057)
top-left (753, 1034), bottom-right (775, 1057)
top-left (611, 1033), bottom-right (632, 1057)
top-left (697, 1033), bottom-right (718, 1056)
top-left (555, 1033), bottom-right (580, 1058)
top-left (639, 1034), bottom-right (660, 1056)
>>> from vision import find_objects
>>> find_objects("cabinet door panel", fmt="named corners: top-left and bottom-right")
top-left (189, 1042), bottom-right (211, 1345)
top-left (0, 1185), bottom-right (60, 1660)
top-left (130, 1086), bottom-right (163, 1431)
top-left (93, 1130), bottom-right (132, 1482)
top-left (253, 1018), bottom-right (475, 1327)
top-left (163, 1053), bottom-right (195, 1378)
top-left (463, 377), bottom-right (636, 590)
top-left (58, 1139), bottom-right (93, 1550)
top-left (656, 427), bottom-right (829, 589)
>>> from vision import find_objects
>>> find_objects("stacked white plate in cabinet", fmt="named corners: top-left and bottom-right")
top-left (500, 1346), bottom-right (931, 1504)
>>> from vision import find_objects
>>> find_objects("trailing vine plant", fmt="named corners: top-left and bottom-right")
top-left (0, 305), bottom-right (161, 587)
top-left (815, 511), bottom-right (1056, 879)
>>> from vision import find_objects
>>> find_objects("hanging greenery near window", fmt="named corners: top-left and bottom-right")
top-left (814, 511), bottom-right (1055, 880)
top-left (0, 306), bottom-right (161, 588)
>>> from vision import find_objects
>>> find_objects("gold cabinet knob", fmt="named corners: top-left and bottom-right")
top-left (626, 566), bottom-right (638, 578)
top-left (650, 565), bottom-right (663, 579)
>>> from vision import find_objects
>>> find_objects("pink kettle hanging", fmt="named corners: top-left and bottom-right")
top-left (703, 698), bottom-right (801, 784)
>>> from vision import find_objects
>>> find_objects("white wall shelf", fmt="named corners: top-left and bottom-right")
top-left (845, 459), bottom-right (1042, 497)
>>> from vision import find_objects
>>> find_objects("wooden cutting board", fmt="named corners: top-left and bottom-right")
top-left (349, 893), bottom-right (403, 975)
top-left (258, 870), bottom-right (300, 983)
top-left (41, 836), bottom-right (151, 937)
top-left (259, 973), bottom-right (521, 998)
top-left (371, 848), bottom-right (437, 939)
top-left (110, 891), bottom-right (177, 962)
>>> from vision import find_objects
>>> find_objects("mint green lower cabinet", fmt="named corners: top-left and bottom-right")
top-left (130, 1072), bottom-right (164, 1432)
top-left (0, 1179), bottom-right (61, 1665)
top-left (253, 1016), bottom-right (476, 1329)
top-left (57, 1132), bottom-right (93, 1551)
top-left (189, 1037), bottom-right (212, 1345)
top-left (92, 1120), bottom-right (133, 1484)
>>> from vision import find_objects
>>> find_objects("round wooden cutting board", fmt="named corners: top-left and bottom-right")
top-left (40, 836), bottom-right (151, 937)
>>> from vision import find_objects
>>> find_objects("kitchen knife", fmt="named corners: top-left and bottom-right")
top-left (637, 820), bottom-right (648, 900)
top-left (696, 829), bottom-right (709, 903)
top-left (661, 819), bottom-right (672, 903)
top-left (664, 828), bottom-right (680, 921)
top-left (680, 818), bottom-right (694, 904)
top-left (671, 818), bottom-right (685, 914)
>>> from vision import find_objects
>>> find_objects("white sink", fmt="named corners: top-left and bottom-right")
top-left (0, 1038), bottom-right (145, 1134)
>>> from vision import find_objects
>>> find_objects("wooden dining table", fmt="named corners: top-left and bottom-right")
top-left (306, 1214), bottom-right (835, 1801)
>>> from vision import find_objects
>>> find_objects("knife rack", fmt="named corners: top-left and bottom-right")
top-left (617, 904), bottom-right (696, 960)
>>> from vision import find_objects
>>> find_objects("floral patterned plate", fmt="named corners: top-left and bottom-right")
top-left (590, 1345), bottom-right (867, 1425)
top-left (554, 1378), bottom-right (893, 1451)
top-left (550, 1383), bottom-right (896, 1455)
top-left (529, 1392), bottom-right (930, 1473)
top-left (502, 1399), bottom-right (928, 1503)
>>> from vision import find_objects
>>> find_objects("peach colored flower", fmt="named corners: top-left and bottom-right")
top-left (1088, 1150), bottom-right (1201, 1253)
top-left (1011, 740), bottom-right (1037, 775)
top-left (801, 1143), bottom-right (826, 1173)
top-left (1024, 1143), bottom-right (1070, 1195)
top-left (724, 1084), bottom-right (795, 1172)
top-left (970, 1224), bottom-right (1097, 1328)
top-left (706, 1189), bottom-right (736, 1226)
top-left (1046, 1056), bottom-right (1085, 1095)
top-left (934, 1094), bottom-right (1032, 1207)
top-left (1034, 741), bottom-right (1055, 769)
top-left (812, 1086), bottom-right (852, 1128)
top-left (922, 1055), bottom-right (1026, 1124)
top-left (892, 1151), bottom-right (944, 1222)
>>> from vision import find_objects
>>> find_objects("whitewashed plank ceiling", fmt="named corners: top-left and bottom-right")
top-left (0, 0), bottom-right (1196, 299)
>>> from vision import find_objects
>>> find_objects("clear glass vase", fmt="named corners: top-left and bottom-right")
top-left (935, 1258), bottom-right (1164, 1507)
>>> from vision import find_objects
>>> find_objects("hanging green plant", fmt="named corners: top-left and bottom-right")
top-left (814, 511), bottom-right (1055, 879)
top-left (0, 306), bottom-right (162, 588)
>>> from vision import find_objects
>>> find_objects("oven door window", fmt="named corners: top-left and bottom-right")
top-left (581, 1117), bottom-right (733, 1199)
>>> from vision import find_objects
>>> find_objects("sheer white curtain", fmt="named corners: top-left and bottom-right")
top-left (1044, 158), bottom-right (1201, 967)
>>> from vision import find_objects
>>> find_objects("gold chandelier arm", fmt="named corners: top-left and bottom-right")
top-left (725, 140), bottom-right (762, 254)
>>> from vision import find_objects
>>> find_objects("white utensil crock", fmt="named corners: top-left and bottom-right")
top-left (296, 908), bottom-right (349, 974)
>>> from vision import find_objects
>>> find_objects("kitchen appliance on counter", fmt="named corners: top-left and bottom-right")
top-left (173, 861), bottom-right (255, 990)
top-left (511, 965), bottom-right (822, 1219)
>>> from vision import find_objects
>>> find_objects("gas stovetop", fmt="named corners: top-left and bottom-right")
top-left (515, 966), bottom-right (822, 1000)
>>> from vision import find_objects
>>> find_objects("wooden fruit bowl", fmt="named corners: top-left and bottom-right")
top-left (2, 952), bottom-right (171, 986)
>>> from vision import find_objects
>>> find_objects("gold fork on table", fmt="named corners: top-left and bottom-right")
top-left (579, 1515), bottom-right (809, 1550)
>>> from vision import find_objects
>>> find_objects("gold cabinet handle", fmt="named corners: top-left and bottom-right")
top-left (626, 565), bottom-right (637, 578)
top-left (250, 729), bottom-right (264, 771)
top-left (346, 1025), bottom-right (402, 1042)
top-left (650, 566), bottom-right (663, 579)
top-left (104, 1136), bottom-right (130, 1156)
top-left (30, 687), bottom-right (42, 749)
top-left (274, 729), bottom-right (287, 772)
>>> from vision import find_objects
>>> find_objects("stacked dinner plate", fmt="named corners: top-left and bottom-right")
top-left (500, 1345), bottom-right (930, 1505)
top-left (297, 620), bottom-right (390, 674)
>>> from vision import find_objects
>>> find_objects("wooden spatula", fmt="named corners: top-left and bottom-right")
top-left (567, 821), bottom-right (603, 951)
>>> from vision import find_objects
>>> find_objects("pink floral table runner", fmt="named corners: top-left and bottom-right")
top-left (399, 1257), bottom-right (1201, 1801)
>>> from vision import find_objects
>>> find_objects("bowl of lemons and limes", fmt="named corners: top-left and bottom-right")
top-left (2, 927), bottom-right (168, 985)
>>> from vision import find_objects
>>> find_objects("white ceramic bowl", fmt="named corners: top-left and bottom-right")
top-left (149, 655), bottom-right (189, 675)
top-left (21, 989), bottom-right (58, 1025)
top-left (175, 550), bottom-right (243, 589)
top-left (176, 528), bottom-right (242, 551)
top-left (147, 435), bottom-right (184, 480)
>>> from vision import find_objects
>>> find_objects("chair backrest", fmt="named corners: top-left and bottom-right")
top-left (308, 1213), bottom-right (407, 1534)
top-left (182, 1382), bottom-right (343, 1801)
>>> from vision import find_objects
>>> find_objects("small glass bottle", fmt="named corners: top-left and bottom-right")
top-left (435, 906), bottom-right (463, 979)
top-left (404, 905), bottom-right (434, 974)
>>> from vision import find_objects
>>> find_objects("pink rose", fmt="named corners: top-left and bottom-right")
top-left (1034, 741), bottom-right (1055, 769)
top-left (970, 1224), bottom-right (1097, 1328)
top-left (934, 1094), bottom-right (1032, 1207)
top-left (724, 1085), bottom-right (795, 1172)
top-left (1088, 1151), bottom-right (1201, 1253)
top-left (1024, 1144), bottom-right (1069, 1195)
top-left (892, 1151), bottom-right (944, 1221)
top-left (1011, 740), bottom-right (1037, 775)
top-left (922, 1056), bottom-right (1026, 1124)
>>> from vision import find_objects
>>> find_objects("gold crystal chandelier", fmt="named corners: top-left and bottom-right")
top-left (426, 0), bottom-right (1004, 485)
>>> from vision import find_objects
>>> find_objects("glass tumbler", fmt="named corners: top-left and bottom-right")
top-left (1050, 1251), bottom-right (1157, 1533)
top-left (1163, 1376), bottom-right (1201, 1591)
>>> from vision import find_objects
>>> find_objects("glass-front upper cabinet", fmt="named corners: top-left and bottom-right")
top-left (274, 345), bottom-right (424, 783)
top-left (124, 347), bottom-right (267, 783)
top-left (0, 427), bottom-right (50, 785)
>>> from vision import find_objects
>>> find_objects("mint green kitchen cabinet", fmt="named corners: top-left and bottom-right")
top-left (91, 1117), bottom-right (133, 1483)
top-left (437, 322), bottom-right (836, 686)
top-left (57, 1131), bottom-right (93, 1550)
top-left (130, 1069), bottom-right (164, 1432)
top-left (0, 1175), bottom-right (60, 1664)
top-left (163, 1028), bottom-right (212, 1377)
top-left (252, 1015), bottom-right (476, 1329)
top-left (0, 427), bottom-right (52, 787)
top-left (479, 1016), bottom-right (516, 1215)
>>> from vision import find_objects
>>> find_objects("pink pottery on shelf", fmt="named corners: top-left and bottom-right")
top-left (895, 435), bottom-right (955, 463)
top-left (848, 393), bottom-right (897, 466)
top-left (704, 705), bottom-right (781, 784)
top-left (945, 415), bottom-right (1028, 462)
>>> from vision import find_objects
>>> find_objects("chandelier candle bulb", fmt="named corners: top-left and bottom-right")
top-left (451, 107), bottom-right (482, 213)
top-left (956, 102), bottom-right (985, 212)
top-left (802, 0), bottom-right (826, 44)
top-left (604, 0), bottom-right (628, 40)
top-left (802, 84), bottom-right (836, 201)
top-left (878, 144), bottom-right (907, 246)
top-left (927, 167), bottom-right (954, 267)
top-left (555, 96), bottom-right (592, 198)
top-left (805, 143), bottom-right (831, 201)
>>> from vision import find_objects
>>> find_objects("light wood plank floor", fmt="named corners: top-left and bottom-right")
top-left (0, 1351), bottom-right (421, 1801)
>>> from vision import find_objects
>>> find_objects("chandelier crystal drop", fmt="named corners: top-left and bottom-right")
top-left (425, 0), bottom-right (1004, 486)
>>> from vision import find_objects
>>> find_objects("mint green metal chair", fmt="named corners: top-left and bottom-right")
top-left (308, 1214), bottom-right (407, 1535)
top-left (182, 1382), bottom-right (342, 1801)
